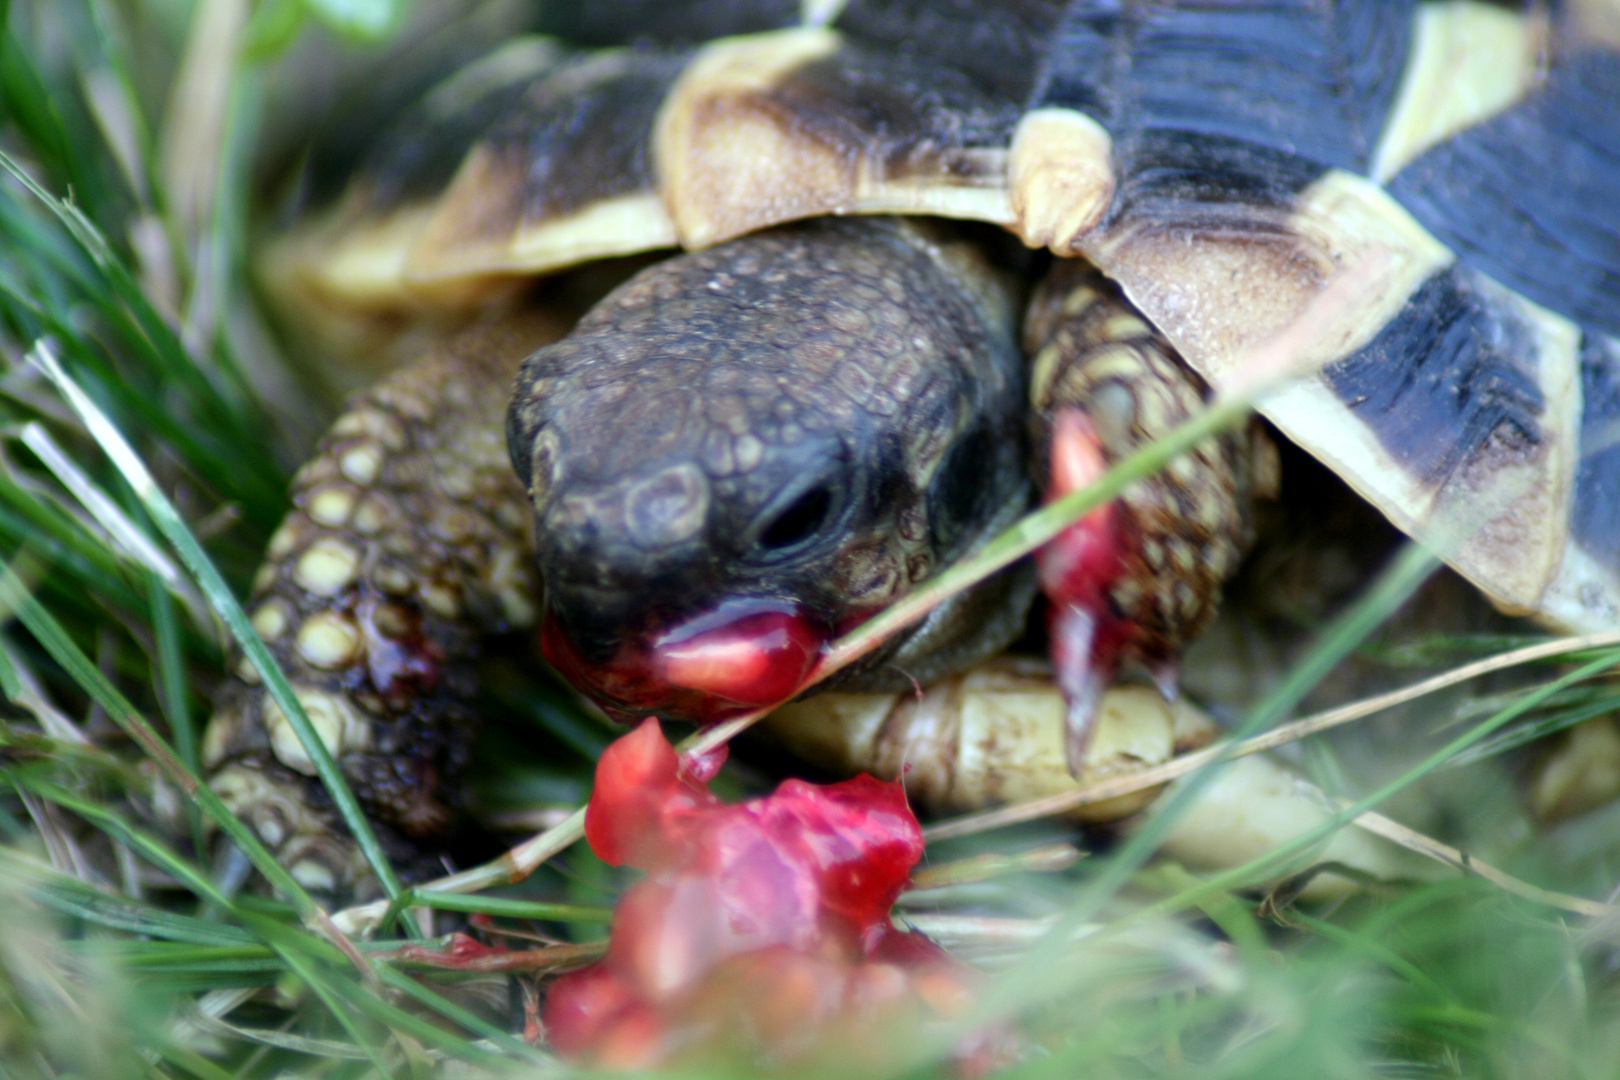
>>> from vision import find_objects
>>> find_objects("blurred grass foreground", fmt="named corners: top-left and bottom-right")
top-left (3, 1), bottom-right (1620, 1077)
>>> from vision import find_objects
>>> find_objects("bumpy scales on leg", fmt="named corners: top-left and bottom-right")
top-left (1025, 263), bottom-right (1276, 772)
top-left (205, 315), bottom-right (560, 894)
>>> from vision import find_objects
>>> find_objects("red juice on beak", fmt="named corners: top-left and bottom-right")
top-left (542, 599), bottom-right (826, 723)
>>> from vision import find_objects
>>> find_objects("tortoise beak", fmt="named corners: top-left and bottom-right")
top-left (541, 597), bottom-right (827, 723)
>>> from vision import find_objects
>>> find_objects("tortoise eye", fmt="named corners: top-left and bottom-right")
top-left (758, 486), bottom-right (833, 551)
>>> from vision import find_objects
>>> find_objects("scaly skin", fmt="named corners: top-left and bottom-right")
top-left (204, 312), bottom-right (563, 895)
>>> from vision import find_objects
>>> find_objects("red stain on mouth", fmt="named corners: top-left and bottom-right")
top-left (541, 599), bottom-right (826, 723)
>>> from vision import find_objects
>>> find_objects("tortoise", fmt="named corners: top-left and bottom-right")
top-left (205, 0), bottom-right (1620, 895)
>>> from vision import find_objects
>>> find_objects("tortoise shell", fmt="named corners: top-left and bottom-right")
top-left (269, 0), bottom-right (1620, 636)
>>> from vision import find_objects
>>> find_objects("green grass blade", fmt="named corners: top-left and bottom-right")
top-left (245, 912), bottom-right (515, 1072)
top-left (374, 965), bottom-right (549, 1063)
top-left (237, 913), bottom-right (395, 1076)
top-left (304, 0), bottom-right (407, 41)
top-left (0, 151), bottom-right (286, 518)
top-left (147, 571), bottom-right (204, 851)
top-left (152, 1034), bottom-right (274, 1080)
top-left (1095, 542), bottom-right (1442, 903)
top-left (408, 889), bottom-right (613, 924)
top-left (0, 555), bottom-right (319, 914)
top-left (1444, 687), bottom-right (1620, 767)
top-left (0, 6), bottom-right (114, 220)
top-left (0, 463), bottom-right (151, 606)
top-left (22, 340), bottom-right (408, 907)
top-left (1289, 910), bottom-right (1458, 1005)
top-left (0, 152), bottom-right (243, 428)
top-left (9, 772), bottom-right (233, 906)
top-left (5, 855), bottom-right (254, 946)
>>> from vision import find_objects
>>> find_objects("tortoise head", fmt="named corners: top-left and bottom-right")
top-left (507, 219), bottom-right (1031, 723)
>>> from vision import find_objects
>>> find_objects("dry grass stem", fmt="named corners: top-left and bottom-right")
top-left (1346, 807), bottom-right (1616, 919)
top-left (160, 0), bottom-right (247, 242)
top-left (924, 629), bottom-right (1620, 842)
top-left (388, 940), bottom-right (606, 975)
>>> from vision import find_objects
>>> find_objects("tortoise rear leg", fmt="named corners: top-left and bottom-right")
top-left (204, 311), bottom-right (564, 897)
top-left (1026, 263), bottom-right (1278, 773)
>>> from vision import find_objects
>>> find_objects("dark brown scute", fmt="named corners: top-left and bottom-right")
top-left (1385, 51), bottom-right (1620, 337)
top-left (834, 0), bottom-right (1068, 103)
top-left (1323, 266), bottom-right (1547, 490)
top-left (282, 4), bottom-right (554, 210)
top-left (1103, 131), bottom-right (1324, 233)
top-left (1575, 335), bottom-right (1620, 573)
top-left (1035, 0), bottom-right (1415, 173)
top-left (396, 47), bottom-right (687, 289)
top-left (534, 0), bottom-right (802, 46)
top-left (760, 42), bottom-right (1022, 176)
top-left (344, 40), bottom-right (567, 216)
top-left (409, 47), bottom-right (684, 262)
top-left (473, 48), bottom-right (687, 225)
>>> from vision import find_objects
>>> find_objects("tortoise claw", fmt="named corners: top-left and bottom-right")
top-left (1150, 659), bottom-right (1181, 704)
top-left (1049, 604), bottom-right (1111, 777)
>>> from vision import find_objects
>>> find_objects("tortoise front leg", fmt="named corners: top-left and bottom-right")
top-left (204, 313), bottom-right (562, 896)
top-left (1024, 263), bottom-right (1277, 773)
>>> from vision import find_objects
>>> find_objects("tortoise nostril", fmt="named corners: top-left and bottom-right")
top-left (758, 487), bottom-right (832, 551)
